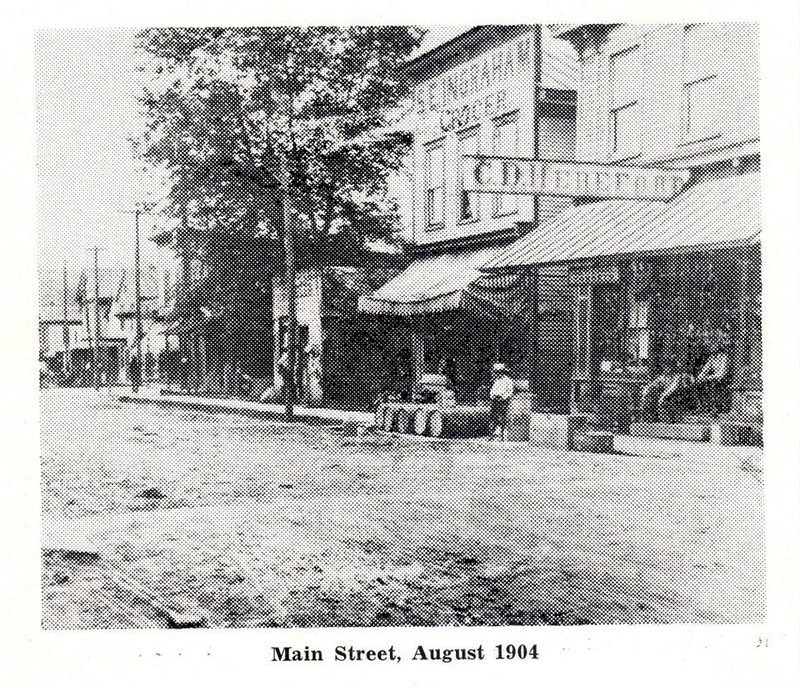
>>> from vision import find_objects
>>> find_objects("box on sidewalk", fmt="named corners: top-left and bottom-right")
top-left (529, 413), bottom-right (590, 450)
top-left (573, 431), bottom-right (615, 453)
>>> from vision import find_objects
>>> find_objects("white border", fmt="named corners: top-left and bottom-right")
top-left (2, 1), bottom-right (798, 685)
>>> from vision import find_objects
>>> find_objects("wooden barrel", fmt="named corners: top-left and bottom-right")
top-left (382, 405), bottom-right (397, 432)
top-left (374, 405), bottom-right (386, 429)
top-left (428, 406), bottom-right (492, 438)
top-left (394, 407), bottom-right (412, 433)
top-left (413, 407), bottom-right (432, 435)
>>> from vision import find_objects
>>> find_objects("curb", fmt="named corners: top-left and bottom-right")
top-left (117, 393), bottom-right (371, 427)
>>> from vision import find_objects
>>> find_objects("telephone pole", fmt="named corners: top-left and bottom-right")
top-left (218, 156), bottom-right (298, 421)
top-left (92, 246), bottom-right (102, 391)
top-left (134, 206), bottom-right (143, 367)
top-left (282, 187), bottom-right (297, 420)
top-left (62, 261), bottom-right (70, 375)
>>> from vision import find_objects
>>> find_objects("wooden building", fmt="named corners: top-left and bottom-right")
top-left (484, 23), bottom-right (761, 429)
top-left (358, 26), bottom-right (580, 409)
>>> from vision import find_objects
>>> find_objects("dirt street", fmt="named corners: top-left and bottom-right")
top-left (41, 389), bottom-right (765, 628)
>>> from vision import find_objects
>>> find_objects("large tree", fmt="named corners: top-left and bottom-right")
top-left (135, 27), bottom-right (422, 409)
top-left (136, 27), bottom-right (422, 275)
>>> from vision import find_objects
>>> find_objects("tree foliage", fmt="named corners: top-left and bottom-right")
top-left (136, 26), bottom-right (423, 287)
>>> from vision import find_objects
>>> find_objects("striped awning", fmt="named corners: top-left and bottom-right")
top-left (358, 245), bottom-right (527, 318)
top-left (482, 172), bottom-right (761, 270)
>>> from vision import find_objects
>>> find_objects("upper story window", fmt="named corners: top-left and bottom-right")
top-left (682, 23), bottom-right (720, 143)
top-left (609, 46), bottom-right (641, 158)
top-left (492, 113), bottom-right (519, 217)
top-left (457, 127), bottom-right (480, 223)
top-left (424, 139), bottom-right (445, 228)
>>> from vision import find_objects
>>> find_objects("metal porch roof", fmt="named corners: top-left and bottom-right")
top-left (482, 173), bottom-right (761, 270)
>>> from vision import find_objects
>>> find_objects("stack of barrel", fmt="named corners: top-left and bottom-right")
top-left (374, 402), bottom-right (491, 438)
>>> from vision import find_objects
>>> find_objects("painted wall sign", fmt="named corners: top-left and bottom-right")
top-left (463, 156), bottom-right (692, 201)
top-left (415, 34), bottom-right (533, 114)
top-left (415, 33), bottom-right (536, 135)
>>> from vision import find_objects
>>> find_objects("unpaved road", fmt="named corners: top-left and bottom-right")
top-left (41, 389), bottom-right (764, 628)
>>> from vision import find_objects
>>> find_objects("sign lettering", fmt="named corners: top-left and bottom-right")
top-left (464, 156), bottom-right (692, 201)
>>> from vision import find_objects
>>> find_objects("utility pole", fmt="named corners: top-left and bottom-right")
top-left (219, 156), bottom-right (298, 421)
top-left (92, 246), bottom-right (102, 391)
top-left (134, 206), bottom-right (143, 368)
top-left (179, 169), bottom-right (193, 393)
top-left (62, 261), bottom-right (70, 375)
top-left (528, 23), bottom-right (543, 405)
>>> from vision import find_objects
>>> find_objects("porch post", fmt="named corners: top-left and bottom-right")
top-left (527, 266), bottom-right (540, 409)
top-left (410, 327), bottom-right (425, 401)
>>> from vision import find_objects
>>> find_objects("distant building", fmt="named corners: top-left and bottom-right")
top-left (38, 269), bottom-right (84, 377)
top-left (39, 264), bottom-right (174, 386)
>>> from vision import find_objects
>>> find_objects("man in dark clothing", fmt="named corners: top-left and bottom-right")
top-left (129, 353), bottom-right (142, 394)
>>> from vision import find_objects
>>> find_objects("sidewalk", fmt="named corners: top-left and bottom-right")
top-left (116, 388), bottom-right (374, 426)
top-left (114, 389), bottom-right (763, 466)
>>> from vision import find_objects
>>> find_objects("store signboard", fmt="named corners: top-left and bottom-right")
top-left (463, 156), bottom-right (691, 201)
top-left (415, 31), bottom-right (536, 133)
top-left (569, 265), bottom-right (620, 285)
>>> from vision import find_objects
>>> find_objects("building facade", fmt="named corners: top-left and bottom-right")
top-left (360, 26), bottom-right (581, 409)
top-left (410, 25), bottom-right (578, 245)
top-left (485, 23), bottom-right (761, 430)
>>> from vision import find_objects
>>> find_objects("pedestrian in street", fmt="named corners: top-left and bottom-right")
top-left (304, 347), bottom-right (323, 407)
top-left (129, 352), bottom-right (142, 394)
top-left (489, 362), bottom-right (514, 441)
top-left (276, 350), bottom-right (290, 399)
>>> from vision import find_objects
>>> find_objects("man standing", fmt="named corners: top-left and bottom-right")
top-left (129, 352), bottom-right (142, 394)
top-left (489, 362), bottom-right (514, 441)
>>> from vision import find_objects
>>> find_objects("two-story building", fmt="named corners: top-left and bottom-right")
top-left (484, 23), bottom-right (761, 433)
top-left (358, 25), bottom-right (580, 407)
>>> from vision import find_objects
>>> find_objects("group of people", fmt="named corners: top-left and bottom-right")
top-left (123, 325), bottom-right (733, 433)
top-left (639, 327), bottom-right (732, 422)
top-left (274, 346), bottom-right (323, 406)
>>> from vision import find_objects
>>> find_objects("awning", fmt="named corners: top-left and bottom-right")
top-left (482, 172), bottom-right (760, 270)
top-left (358, 245), bottom-right (529, 318)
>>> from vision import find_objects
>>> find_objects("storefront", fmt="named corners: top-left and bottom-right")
top-left (357, 26), bottom-right (579, 409)
top-left (273, 263), bottom-right (403, 410)
top-left (483, 169), bottom-right (762, 429)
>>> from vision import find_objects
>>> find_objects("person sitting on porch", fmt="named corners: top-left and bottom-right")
top-left (693, 329), bottom-right (732, 416)
top-left (489, 362), bottom-right (514, 440)
top-left (640, 328), bottom-right (731, 422)
top-left (640, 360), bottom-right (694, 423)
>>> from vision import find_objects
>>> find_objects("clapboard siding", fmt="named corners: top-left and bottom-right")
top-left (574, 23), bottom-right (759, 165)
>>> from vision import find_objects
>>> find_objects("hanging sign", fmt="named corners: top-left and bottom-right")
top-left (569, 265), bottom-right (620, 285)
top-left (463, 155), bottom-right (691, 201)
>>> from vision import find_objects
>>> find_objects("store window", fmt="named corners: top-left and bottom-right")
top-left (682, 23), bottom-right (720, 143)
top-left (626, 298), bottom-right (651, 363)
top-left (492, 113), bottom-right (519, 217)
top-left (424, 140), bottom-right (445, 228)
top-left (457, 127), bottom-right (480, 222)
top-left (609, 46), bottom-right (641, 157)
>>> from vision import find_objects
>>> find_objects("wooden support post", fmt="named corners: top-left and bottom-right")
top-left (409, 328), bottom-right (425, 401)
top-left (528, 266), bottom-right (540, 410)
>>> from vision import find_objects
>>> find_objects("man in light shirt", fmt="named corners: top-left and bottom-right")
top-left (489, 362), bottom-right (514, 440)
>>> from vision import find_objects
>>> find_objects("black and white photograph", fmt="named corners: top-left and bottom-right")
top-left (34, 20), bottom-right (770, 630)
top-left (3, 1), bottom-right (799, 683)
